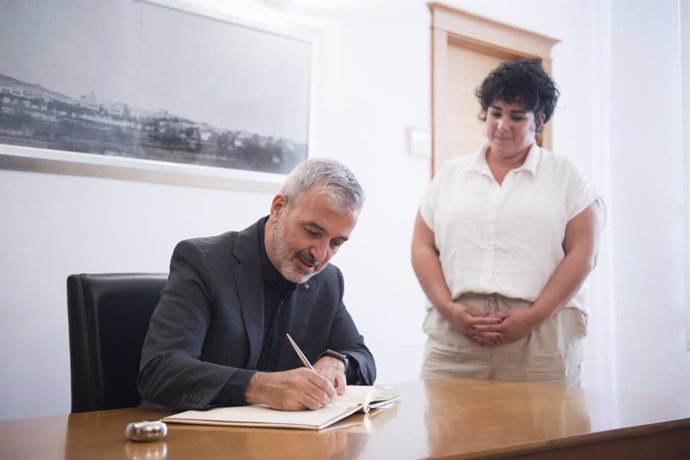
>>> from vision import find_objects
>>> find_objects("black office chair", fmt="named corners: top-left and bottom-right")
top-left (66, 273), bottom-right (167, 413)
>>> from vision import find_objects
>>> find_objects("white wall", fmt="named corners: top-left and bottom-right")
top-left (1, 0), bottom-right (687, 420)
top-left (607, 0), bottom-right (688, 396)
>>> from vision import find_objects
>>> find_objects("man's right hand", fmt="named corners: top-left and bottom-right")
top-left (245, 368), bottom-right (337, 411)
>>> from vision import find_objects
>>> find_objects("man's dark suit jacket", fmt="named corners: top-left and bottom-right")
top-left (138, 218), bottom-right (376, 410)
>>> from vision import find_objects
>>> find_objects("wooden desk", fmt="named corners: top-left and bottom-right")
top-left (2, 378), bottom-right (690, 459)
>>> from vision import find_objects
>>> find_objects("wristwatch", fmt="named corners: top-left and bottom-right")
top-left (319, 349), bottom-right (349, 371)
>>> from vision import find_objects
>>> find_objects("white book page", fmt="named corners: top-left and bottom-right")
top-left (165, 401), bottom-right (362, 430)
top-left (336, 385), bottom-right (400, 412)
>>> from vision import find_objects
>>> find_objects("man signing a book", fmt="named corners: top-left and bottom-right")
top-left (138, 158), bottom-right (376, 411)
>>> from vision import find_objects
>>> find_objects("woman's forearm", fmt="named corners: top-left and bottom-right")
top-left (411, 211), bottom-right (454, 315)
top-left (530, 201), bottom-right (603, 324)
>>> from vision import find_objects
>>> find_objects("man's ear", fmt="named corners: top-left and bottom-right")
top-left (269, 194), bottom-right (288, 220)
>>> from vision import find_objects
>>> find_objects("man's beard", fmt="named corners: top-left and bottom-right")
top-left (270, 215), bottom-right (324, 284)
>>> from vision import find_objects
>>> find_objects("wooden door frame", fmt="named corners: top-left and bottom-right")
top-left (429, 2), bottom-right (560, 174)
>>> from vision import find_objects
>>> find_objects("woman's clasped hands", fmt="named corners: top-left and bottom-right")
top-left (443, 301), bottom-right (542, 347)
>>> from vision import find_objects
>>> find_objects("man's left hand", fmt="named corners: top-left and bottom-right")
top-left (314, 356), bottom-right (347, 395)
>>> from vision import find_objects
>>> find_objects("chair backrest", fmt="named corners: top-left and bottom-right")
top-left (66, 273), bottom-right (167, 413)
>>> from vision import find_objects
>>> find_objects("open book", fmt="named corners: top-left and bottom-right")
top-left (162, 385), bottom-right (400, 431)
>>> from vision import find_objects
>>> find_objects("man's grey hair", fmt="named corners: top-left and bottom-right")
top-left (280, 158), bottom-right (365, 212)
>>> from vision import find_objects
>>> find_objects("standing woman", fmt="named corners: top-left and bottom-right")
top-left (412, 58), bottom-right (603, 386)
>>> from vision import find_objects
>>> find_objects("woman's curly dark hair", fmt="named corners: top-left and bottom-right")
top-left (475, 57), bottom-right (559, 132)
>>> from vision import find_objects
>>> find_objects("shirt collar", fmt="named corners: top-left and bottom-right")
top-left (518, 143), bottom-right (541, 176)
top-left (467, 142), bottom-right (541, 178)
top-left (467, 143), bottom-right (493, 176)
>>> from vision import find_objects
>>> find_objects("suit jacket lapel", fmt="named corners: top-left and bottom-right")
top-left (231, 221), bottom-right (264, 369)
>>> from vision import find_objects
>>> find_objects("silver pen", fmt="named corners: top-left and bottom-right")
top-left (286, 333), bottom-right (315, 371)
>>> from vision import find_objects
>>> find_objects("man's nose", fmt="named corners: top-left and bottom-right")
top-left (310, 240), bottom-right (330, 263)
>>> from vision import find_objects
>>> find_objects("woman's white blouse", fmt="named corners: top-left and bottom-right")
top-left (420, 143), bottom-right (598, 313)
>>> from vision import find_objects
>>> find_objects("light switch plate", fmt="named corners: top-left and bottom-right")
top-left (407, 126), bottom-right (431, 157)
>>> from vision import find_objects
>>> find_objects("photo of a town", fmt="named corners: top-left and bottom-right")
top-left (0, 0), bottom-right (311, 176)
top-left (0, 73), bottom-right (307, 174)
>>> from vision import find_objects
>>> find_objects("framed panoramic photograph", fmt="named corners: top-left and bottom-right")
top-left (0, 0), bottom-right (314, 191)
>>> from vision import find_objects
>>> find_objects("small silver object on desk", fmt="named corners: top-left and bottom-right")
top-left (125, 420), bottom-right (168, 442)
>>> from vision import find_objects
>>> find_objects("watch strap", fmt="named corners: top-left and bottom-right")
top-left (319, 349), bottom-right (349, 371)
